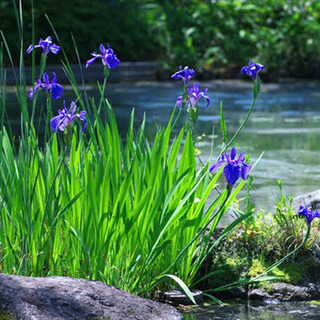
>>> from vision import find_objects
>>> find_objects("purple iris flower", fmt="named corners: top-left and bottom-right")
top-left (241, 60), bottom-right (264, 80)
top-left (29, 72), bottom-right (64, 100)
top-left (85, 44), bottom-right (120, 69)
top-left (26, 36), bottom-right (60, 55)
top-left (171, 66), bottom-right (196, 84)
top-left (298, 206), bottom-right (320, 225)
top-left (50, 101), bottom-right (87, 134)
top-left (209, 147), bottom-right (251, 186)
top-left (177, 82), bottom-right (210, 110)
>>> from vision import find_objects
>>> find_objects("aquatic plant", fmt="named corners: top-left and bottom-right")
top-left (50, 101), bottom-right (87, 133)
top-left (209, 147), bottom-right (251, 187)
top-left (29, 72), bottom-right (64, 100)
top-left (171, 65), bottom-right (195, 84)
top-left (85, 43), bottom-right (120, 69)
top-left (26, 36), bottom-right (60, 55)
top-left (176, 82), bottom-right (210, 111)
top-left (0, 1), bottom-right (270, 306)
top-left (298, 206), bottom-right (320, 225)
top-left (241, 60), bottom-right (264, 80)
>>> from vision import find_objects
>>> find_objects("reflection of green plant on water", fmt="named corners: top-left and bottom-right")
top-left (1, 0), bottom-right (319, 307)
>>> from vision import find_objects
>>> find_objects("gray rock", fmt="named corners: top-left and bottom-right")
top-left (249, 288), bottom-right (272, 301)
top-left (250, 282), bottom-right (320, 302)
top-left (0, 274), bottom-right (183, 320)
top-left (292, 189), bottom-right (320, 212)
top-left (163, 290), bottom-right (203, 305)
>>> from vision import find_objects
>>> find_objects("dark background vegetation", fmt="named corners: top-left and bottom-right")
top-left (1, 0), bottom-right (320, 78)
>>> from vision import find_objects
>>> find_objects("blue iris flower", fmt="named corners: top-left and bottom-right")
top-left (171, 65), bottom-right (196, 84)
top-left (176, 82), bottom-right (210, 110)
top-left (241, 60), bottom-right (264, 80)
top-left (298, 206), bottom-right (320, 225)
top-left (27, 36), bottom-right (60, 55)
top-left (210, 147), bottom-right (251, 186)
top-left (50, 101), bottom-right (87, 134)
top-left (85, 44), bottom-right (120, 69)
top-left (29, 72), bottom-right (64, 100)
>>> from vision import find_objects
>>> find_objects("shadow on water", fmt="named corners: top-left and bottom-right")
top-left (4, 80), bottom-right (320, 212)
top-left (182, 299), bottom-right (320, 319)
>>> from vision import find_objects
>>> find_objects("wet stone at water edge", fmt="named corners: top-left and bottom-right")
top-left (0, 274), bottom-right (183, 320)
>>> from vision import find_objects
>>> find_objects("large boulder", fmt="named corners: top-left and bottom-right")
top-left (292, 189), bottom-right (320, 212)
top-left (0, 274), bottom-right (183, 320)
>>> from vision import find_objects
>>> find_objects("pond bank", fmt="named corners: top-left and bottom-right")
top-left (5, 61), bottom-right (318, 86)
top-left (4, 62), bottom-right (158, 85)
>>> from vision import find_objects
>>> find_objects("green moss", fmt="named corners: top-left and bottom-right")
top-left (208, 257), bottom-right (244, 288)
top-left (268, 263), bottom-right (303, 285)
top-left (248, 259), bottom-right (265, 278)
top-left (310, 300), bottom-right (320, 305)
top-left (279, 263), bottom-right (303, 285)
top-left (0, 311), bottom-right (12, 320)
top-left (248, 260), bottom-right (303, 285)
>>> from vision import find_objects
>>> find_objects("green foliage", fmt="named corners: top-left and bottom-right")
top-left (0, 2), bottom-right (259, 301)
top-left (1, 0), bottom-right (320, 77)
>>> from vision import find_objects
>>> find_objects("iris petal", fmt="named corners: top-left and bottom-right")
top-left (176, 96), bottom-right (183, 109)
top-left (209, 160), bottom-right (225, 173)
top-left (86, 56), bottom-right (98, 68)
top-left (230, 147), bottom-right (237, 160)
top-left (223, 163), bottom-right (241, 186)
top-left (106, 54), bottom-right (120, 69)
top-left (26, 45), bottom-right (34, 54)
top-left (241, 163), bottom-right (251, 180)
top-left (238, 151), bottom-right (246, 162)
top-left (50, 114), bottom-right (64, 133)
top-left (51, 83), bottom-right (64, 100)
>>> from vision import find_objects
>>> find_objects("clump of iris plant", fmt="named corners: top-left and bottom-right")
top-left (50, 101), bottom-right (87, 134)
top-left (176, 82), bottom-right (210, 111)
top-left (29, 72), bottom-right (64, 100)
top-left (27, 36), bottom-right (60, 55)
top-left (171, 65), bottom-right (196, 85)
top-left (241, 60), bottom-right (264, 80)
top-left (298, 206), bottom-right (320, 225)
top-left (209, 147), bottom-right (251, 187)
top-left (85, 44), bottom-right (120, 69)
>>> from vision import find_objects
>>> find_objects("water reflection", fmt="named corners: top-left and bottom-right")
top-left (4, 80), bottom-right (320, 212)
top-left (182, 299), bottom-right (320, 320)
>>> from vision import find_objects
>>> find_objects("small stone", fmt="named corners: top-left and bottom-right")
top-left (164, 289), bottom-right (203, 305)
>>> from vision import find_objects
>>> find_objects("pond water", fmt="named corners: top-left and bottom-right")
top-left (5, 80), bottom-right (320, 213)
top-left (181, 299), bottom-right (320, 319)
top-left (106, 80), bottom-right (320, 213)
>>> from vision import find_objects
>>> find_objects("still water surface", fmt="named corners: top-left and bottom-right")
top-left (182, 299), bottom-right (320, 319)
top-left (105, 80), bottom-right (320, 213)
top-left (6, 80), bottom-right (320, 212)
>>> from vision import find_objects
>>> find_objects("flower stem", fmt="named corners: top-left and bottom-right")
top-left (218, 79), bottom-right (260, 159)
top-left (219, 95), bottom-right (257, 159)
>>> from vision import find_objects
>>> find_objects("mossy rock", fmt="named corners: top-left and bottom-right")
top-left (275, 263), bottom-right (303, 285)
top-left (207, 257), bottom-right (245, 288)
top-left (248, 259), bottom-right (303, 285)
top-left (248, 259), bottom-right (265, 278)
top-left (0, 312), bottom-right (12, 320)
